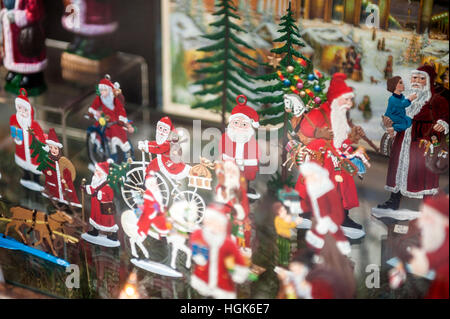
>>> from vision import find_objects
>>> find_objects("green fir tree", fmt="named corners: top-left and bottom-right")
top-left (30, 131), bottom-right (55, 173)
top-left (107, 160), bottom-right (131, 195)
top-left (192, 0), bottom-right (257, 130)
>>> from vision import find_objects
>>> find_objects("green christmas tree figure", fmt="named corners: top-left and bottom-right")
top-left (107, 160), bottom-right (131, 195)
top-left (256, 1), bottom-right (329, 183)
top-left (29, 130), bottom-right (55, 173)
top-left (192, 0), bottom-right (257, 130)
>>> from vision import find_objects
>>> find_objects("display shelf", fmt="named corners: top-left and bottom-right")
top-left (0, 39), bottom-right (150, 157)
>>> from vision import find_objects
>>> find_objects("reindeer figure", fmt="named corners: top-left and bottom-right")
top-left (4, 207), bottom-right (73, 256)
top-left (284, 94), bottom-right (309, 129)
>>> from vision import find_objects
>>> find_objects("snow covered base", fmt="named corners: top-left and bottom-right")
top-left (20, 179), bottom-right (44, 192)
top-left (81, 233), bottom-right (120, 248)
top-left (371, 208), bottom-right (420, 221)
top-left (341, 226), bottom-right (366, 240)
top-left (131, 258), bottom-right (183, 278)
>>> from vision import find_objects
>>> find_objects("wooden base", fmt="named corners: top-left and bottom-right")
top-left (61, 52), bottom-right (116, 83)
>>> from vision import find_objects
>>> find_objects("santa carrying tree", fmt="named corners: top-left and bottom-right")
top-left (88, 75), bottom-right (134, 162)
top-left (190, 202), bottom-right (250, 299)
top-left (81, 159), bottom-right (120, 248)
top-left (295, 73), bottom-right (366, 238)
top-left (377, 65), bottom-right (449, 215)
top-left (1, 0), bottom-right (47, 94)
top-left (62, 0), bottom-right (118, 56)
top-left (219, 95), bottom-right (261, 200)
top-left (42, 128), bottom-right (81, 208)
top-left (300, 162), bottom-right (352, 257)
top-left (136, 171), bottom-right (170, 240)
top-left (138, 116), bottom-right (190, 181)
top-left (9, 88), bottom-right (46, 192)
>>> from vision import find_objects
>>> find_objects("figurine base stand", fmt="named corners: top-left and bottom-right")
top-left (371, 208), bottom-right (420, 221)
top-left (61, 52), bottom-right (116, 84)
top-left (81, 233), bottom-right (120, 248)
top-left (131, 258), bottom-right (183, 278)
top-left (4, 77), bottom-right (47, 97)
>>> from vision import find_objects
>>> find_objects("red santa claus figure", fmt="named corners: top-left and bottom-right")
top-left (300, 162), bottom-right (351, 257)
top-left (219, 95), bottom-right (261, 201)
top-left (138, 116), bottom-right (190, 181)
top-left (62, 0), bottom-right (118, 56)
top-left (296, 73), bottom-right (365, 238)
top-left (1, 0), bottom-right (47, 94)
top-left (81, 159), bottom-right (120, 248)
top-left (88, 75), bottom-right (134, 162)
top-left (409, 193), bottom-right (449, 299)
top-left (190, 203), bottom-right (250, 299)
top-left (377, 65), bottom-right (449, 214)
top-left (215, 160), bottom-right (251, 255)
top-left (136, 172), bottom-right (170, 240)
top-left (9, 88), bottom-right (45, 192)
top-left (42, 128), bottom-right (81, 208)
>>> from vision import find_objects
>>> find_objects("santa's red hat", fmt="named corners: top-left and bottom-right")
top-left (98, 74), bottom-right (120, 92)
top-left (96, 159), bottom-right (114, 175)
top-left (204, 202), bottom-right (229, 225)
top-left (46, 128), bottom-right (63, 148)
top-left (327, 73), bottom-right (354, 104)
top-left (15, 88), bottom-right (34, 117)
top-left (423, 192), bottom-right (449, 218)
top-left (229, 95), bottom-right (260, 129)
top-left (158, 116), bottom-right (174, 131)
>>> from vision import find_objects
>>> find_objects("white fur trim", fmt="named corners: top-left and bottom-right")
top-left (315, 218), bottom-right (329, 235)
top-left (119, 115), bottom-right (128, 123)
top-left (15, 98), bottom-right (31, 111)
top-left (305, 230), bottom-right (325, 249)
top-left (89, 218), bottom-right (119, 233)
top-left (111, 137), bottom-right (131, 153)
top-left (97, 191), bottom-right (102, 201)
top-left (15, 155), bottom-right (41, 175)
top-left (340, 92), bottom-right (355, 99)
top-left (234, 204), bottom-right (246, 221)
top-left (229, 113), bottom-right (252, 124)
top-left (325, 216), bottom-right (339, 234)
top-left (190, 275), bottom-right (237, 299)
top-left (46, 140), bottom-right (63, 148)
top-left (61, 0), bottom-right (118, 36)
top-left (14, 10), bottom-right (27, 28)
top-left (243, 159), bottom-right (258, 166)
top-left (437, 120), bottom-right (449, 135)
top-left (231, 265), bottom-right (249, 284)
top-left (336, 241), bottom-right (352, 256)
top-left (1, 11), bottom-right (47, 74)
top-left (151, 223), bottom-right (169, 236)
top-left (157, 155), bottom-right (190, 181)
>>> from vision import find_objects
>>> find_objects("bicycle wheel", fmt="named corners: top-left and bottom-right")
top-left (121, 167), bottom-right (170, 209)
top-left (86, 128), bottom-right (107, 165)
top-left (173, 191), bottom-right (205, 224)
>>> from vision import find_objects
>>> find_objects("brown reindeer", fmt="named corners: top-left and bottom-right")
top-left (4, 207), bottom-right (73, 257)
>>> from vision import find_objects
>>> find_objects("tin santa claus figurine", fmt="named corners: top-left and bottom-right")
top-left (9, 88), bottom-right (46, 191)
top-left (42, 128), bottom-right (81, 208)
top-left (190, 203), bottom-right (250, 299)
top-left (1, 0), bottom-right (47, 95)
top-left (219, 95), bottom-right (261, 201)
top-left (81, 159), bottom-right (120, 248)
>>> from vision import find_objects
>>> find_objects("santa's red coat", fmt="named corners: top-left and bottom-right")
top-left (10, 113), bottom-right (45, 174)
top-left (145, 140), bottom-right (190, 180)
top-left (88, 96), bottom-right (131, 152)
top-left (190, 229), bottom-right (248, 299)
top-left (296, 102), bottom-right (359, 211)
top-left (62, 0), bottom-right (118, 36)
top-left (137, 189), bottom-right (168, 238)
top-left (87, 183), bottom-right (117, 232)
top-left (303, 179), bottom-right (350, 256)
top-left (219, 133), bottom-right (260, 181)
top-left (386, 93), bottom-right (449, 198)
top-left (43, 158), bottom-right (80, 207)
top-left (1, 0), bottom-right (47, 74)
top-left (426, 231), bottom-right (449, 299)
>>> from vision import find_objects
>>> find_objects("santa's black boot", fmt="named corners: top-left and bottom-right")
top-left (377, 192), bottom-right (402, 211)
top-left (32, 173), bottom-right (41, 185)
top-left (88, 228), bottom-right (99, 237)
top-left (342, 210), bottom-right (363, 230)
top-left (107, 232), bottom-right (118, 242)
top-left (68, 35), bottom-right (83, 53)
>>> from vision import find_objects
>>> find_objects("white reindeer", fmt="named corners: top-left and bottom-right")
top-left (284, 94), bottom-right (308, 118)
top-left (166, 201), bottom-right (200, 270)
top-left (121, 210), bottom-right (150, 259)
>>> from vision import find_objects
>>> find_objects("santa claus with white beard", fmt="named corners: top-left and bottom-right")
top-left (296, 73), bottom-right (366, 237)
top-left (190, 202), bottom-right (250, 299)
top-left (81, 159), bottom-right (120, 247)
top-left (9, 88), bottom-right (46, 191)
top-left (88, 75), bottom-right (134, 162)
top-left (377, 65), bottom-right (449, 214)
top-left (138, 116), bottom-right (190, 180)
top-left (219, 95), bottom-right (261, 200)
